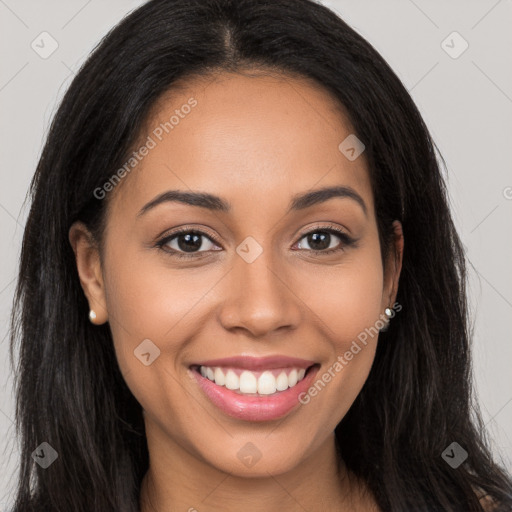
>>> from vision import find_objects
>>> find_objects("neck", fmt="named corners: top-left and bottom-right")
top-left (139, 424), bottom-right (374, 512)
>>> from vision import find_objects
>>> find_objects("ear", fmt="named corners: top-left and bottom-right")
top-left (381, 220), bottom-right (404, 312)
top-left (68, 221), bottom-right (109, 325)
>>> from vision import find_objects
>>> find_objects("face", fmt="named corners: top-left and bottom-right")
top-left (70, 71), bottom-right (403, 478)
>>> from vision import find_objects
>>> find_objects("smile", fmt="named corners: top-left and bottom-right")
top-left (189, 359), bottom-right (321, 422)
top-left (197, 365), bottom-right (308, 395)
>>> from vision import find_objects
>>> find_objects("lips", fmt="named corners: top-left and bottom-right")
top-left (190, 363), bottom-right (320, 421)
top-left (188, 355), bottom-right (321, 421)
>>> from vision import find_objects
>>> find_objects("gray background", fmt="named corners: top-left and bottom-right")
top-left (1, 0), bottom-right (511, 508)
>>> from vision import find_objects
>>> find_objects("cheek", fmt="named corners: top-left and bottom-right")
top-left (321, 265), bottom-right (383, 343)
top-left (102, 239), bottom-right (226, 374)
top-left (293, 243), bottom-right (384, 422)
top-left (295, 247), bottom-right (384, 348)
top-left (100, 248), bottom-right (205, 424)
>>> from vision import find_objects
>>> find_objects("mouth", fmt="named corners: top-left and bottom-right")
top-left (189, 363), bottom-right (319, 396)
top-left (188, 358), bottom-right (321, 422)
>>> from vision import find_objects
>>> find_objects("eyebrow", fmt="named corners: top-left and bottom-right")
top-left (137, 185), bottom-right (367, 218)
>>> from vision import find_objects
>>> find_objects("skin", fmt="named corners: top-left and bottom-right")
top-left (69, 71), bottom-right (404, 512)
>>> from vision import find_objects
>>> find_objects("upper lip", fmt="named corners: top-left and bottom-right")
top-left (191, 355), bottom-right (318, 371)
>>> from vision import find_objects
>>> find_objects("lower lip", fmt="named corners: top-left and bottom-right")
top-left (190, 364), bottom-right (320, 422)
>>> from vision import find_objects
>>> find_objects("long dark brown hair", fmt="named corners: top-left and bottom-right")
top-left (8, 0), bottom-right (512, 510)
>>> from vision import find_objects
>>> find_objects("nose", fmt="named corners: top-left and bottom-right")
top-left (217, 248), bottom-right (302, 338)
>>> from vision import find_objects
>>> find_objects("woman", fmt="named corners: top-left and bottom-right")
top-left (8, 0), bottom-right (512, 510)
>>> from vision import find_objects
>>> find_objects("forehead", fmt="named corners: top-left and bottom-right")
top-left (108, 71), bottom-right (373, 222)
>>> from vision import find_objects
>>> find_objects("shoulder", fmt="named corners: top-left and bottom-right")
top-left (476, 491), bottom-right (498, 512)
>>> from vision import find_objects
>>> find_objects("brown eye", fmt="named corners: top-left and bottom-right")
top-left (157, 229), bottom-right (222, 259)
top-left (295, 226), bottom-right (356, 255)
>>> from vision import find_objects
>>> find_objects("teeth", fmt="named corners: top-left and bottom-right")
top-left (239, 371), bottom-right (257, 393)
top-left (288, 369), bottom-right (298, 387)
top-left (259, 371), bottom-right (277, 395)
top-left (198, 365), bottom-right (309, 395)
top-left (225, 370), bottom-right (239, 390)
top-left (214, 367), bottom-right (225, 386)
top-left (276, 371), bottom-right (289, 391)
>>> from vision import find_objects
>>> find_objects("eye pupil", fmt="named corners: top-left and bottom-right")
top-left (177, 233), bottom-right (202, 252)
top-left (308, 232), bottom-right (330, 250)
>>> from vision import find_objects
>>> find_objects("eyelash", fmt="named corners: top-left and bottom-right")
top-left (155, 224), bottom-right (357, 260)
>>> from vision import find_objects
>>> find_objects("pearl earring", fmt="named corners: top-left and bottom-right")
top-left (89, 310), bottom-right (97, 322)
top-left (380, 307), bottom-right (393, 332)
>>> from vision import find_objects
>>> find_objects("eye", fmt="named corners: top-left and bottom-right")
top-left (155, 224), bottom-right (357, 260)
top-left (156, 228), bottom-right (222, 259)
top-left (294, 225), bottom-right (356, 255)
